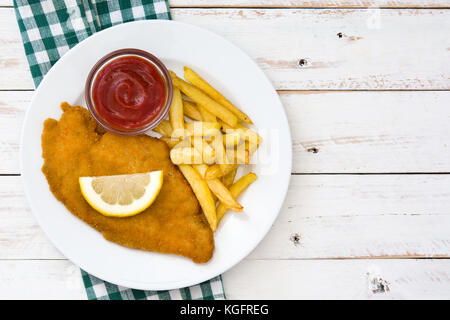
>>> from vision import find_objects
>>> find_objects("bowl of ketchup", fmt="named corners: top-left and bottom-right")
top-left (85, 48), bottom-right (173, 135)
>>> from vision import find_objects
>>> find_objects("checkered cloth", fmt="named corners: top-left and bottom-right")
top-left (14, 0), bottom-right (226, 301)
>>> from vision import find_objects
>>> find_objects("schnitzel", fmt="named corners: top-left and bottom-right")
top-left (41, 102), bottom-right (214, 263)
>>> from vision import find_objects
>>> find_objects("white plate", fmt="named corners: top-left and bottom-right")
top-left (21, 20), bottom-right (292, 290)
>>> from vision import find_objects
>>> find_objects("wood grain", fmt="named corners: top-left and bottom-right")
top-left (0, 8), bottom-right (33, 89)
top-left (0, 260), bottom-right (86, 300)
top-left (0, 258), bottom-right (448, 299)
top-left (285, 90), bottom-right (450, 173)
top-left (2, 91), bottom-right (450, 174)
top-left (224, 259), bottom-right (450, 299)
top-left (2, 1), bottom-right (450, 8)
top-left (2, 174), bottom-right (449, 260)
top-left (2, 2), bottom-right (450, 299)
top-left (1, 8), bottom-right (449, 90)
top-left (170, 1), bottom-right (450, 8)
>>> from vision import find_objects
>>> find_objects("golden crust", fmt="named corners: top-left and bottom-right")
top-left (41, 102), bottom-right (214, 263)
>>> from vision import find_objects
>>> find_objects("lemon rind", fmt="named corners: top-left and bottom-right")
top-left (79, 171), bottom-right (163, 218)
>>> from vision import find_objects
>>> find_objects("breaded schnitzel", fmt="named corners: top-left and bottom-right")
top-left (41, 102), bottom-right (214, 263)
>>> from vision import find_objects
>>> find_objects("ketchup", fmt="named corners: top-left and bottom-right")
top-left (92, 56), bottom-right (166, 130)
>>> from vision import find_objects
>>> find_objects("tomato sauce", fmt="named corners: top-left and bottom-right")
top-left (92, 56), bottom-right (166, 130)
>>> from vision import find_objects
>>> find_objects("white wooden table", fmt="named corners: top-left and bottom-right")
top-left (1, 0), bottom-right (449, 300)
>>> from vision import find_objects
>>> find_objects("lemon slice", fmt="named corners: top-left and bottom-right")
top-left (79, 171), bottom-right (163, 217)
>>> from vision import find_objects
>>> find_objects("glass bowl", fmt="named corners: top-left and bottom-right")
top-left (85, 48), bottom-right (173, 135)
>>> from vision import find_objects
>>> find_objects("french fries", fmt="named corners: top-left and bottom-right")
top-left (169, 87), bottom-right (184, 138)
top-left (157, 68), bottom-right (260, 232)
top-left (223, 131), bottom-right (242, 148)
top-left (183, 100), bottom-right (202, 121)
top-left (174, 138), bottom-right (192, 149)
top-left (217, 173), bottom-right (258, 226)
top-left (192, 164), bottom-right (218, 203)
top-left (154, 120), bottom-right (173, 136)
top-left (205, 163), bottom-right (238, 180)
top-left (193, 164), bottom-right (208, 178)
top-left (191, 136), bottom-right (215, 164)
top-left (192, 164), bottom-right (241, 211)
top-left (184, 121), bottom-right (221, 137)
top-left (226, 148), bottom-right (250, 164)
top-left (160, 136), bottom-right (181, 148)
top-left (198, 104), bottom-right (217, 122)
top-left (184, 66), bottom-right (253, 125)
top-left (221, 166), bottom-right (238, 188)
top-left (178, 165), bottom-right (217, 231)
top-left (170, 147), bottom-right (202, 164)
top-left (221, 122), bottom-right (261, 146)
top-left (206, 179), bottom-right (243, 212)
top-left (170, 71), bottom-right (239, 127)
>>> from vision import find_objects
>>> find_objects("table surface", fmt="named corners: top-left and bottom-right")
top-left (1, 0), bottom-right (449, 300)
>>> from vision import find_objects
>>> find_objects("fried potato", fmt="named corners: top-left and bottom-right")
top-left (206, 179), bottom-right (243, 212)
top-left (183, 100), bottom-right (202, 121)
top-left (211, 132), bottom-right (228, 165)
top-left (223, 131), bottom-right (242, 148)
top-left (178, 164), bottom-right (217, 231)
top-left (205, 163), bottom-right (238, 180)
top-left (217, 173), bottom-right (258, 226)
top-left (184, 66), bottom-right (253, 125)
top-left (174, 138), bottom-right (192, 149)
top-left (193, 164), bottom-right (218, 203)
top-left (184, 121), bottom-right (221, 137)
top-left (170, 147), bottom-right (202, 164)
top-left (193, 163), bottom-right (209, 178)
top-left (170, 70), bottom-right (238, 127)
top-left (198, 104), bottom-right (217, 122)
top-left (221, 122), bottom-right (261, 146)
top-left (226, 148), bottom-right (250, 164)
top-left (190, 136), bottom-right (216, 164)
top-left (159, 136), bottom-right (181, 148)
top-left (169, 87), bottom-right (184, 138)
top-left (246, 140), bottom-right (259, 155)
top-left (154, 120), bottom-right (173, 136)
top-left (221, 166), bottom-right (238, 188)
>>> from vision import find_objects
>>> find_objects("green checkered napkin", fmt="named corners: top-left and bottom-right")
top-left (14, 0), bottom-right (226, 301)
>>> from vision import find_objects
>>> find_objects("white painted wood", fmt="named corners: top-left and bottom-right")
top-left (286, 90), bottom-right (450, 173)
top-left (250, 173), bottom-right (450, 259)
top-left (0, 8), bottom-right (34, 89)
top-left (0, 258), bottom-right (448, 299)
top-left (172, 8), bottom-right (450, 90)
top-left (1, 8), bottom-right (449, 90)
top-left (0, 260), bottom-right (86, 300)
top-left (223, 259), bottom-right (450, 299)
top-left (2, 1), bottom-right (450, 8)
top-left (2, 91), bottom-right (450, 174)
top-left (0, 91), bottom-right (31, 173)
top-left (3, 1), bottom-right (449, 8)
top-left (1, 2), bottom-right (450, 300)
top-left (169, 0), bottom-right (450, 8)
top-left (2, 174), bottom-right (450, 260)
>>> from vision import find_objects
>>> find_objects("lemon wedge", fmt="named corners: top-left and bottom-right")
top-left (79, 171), bottom-right (163, 217)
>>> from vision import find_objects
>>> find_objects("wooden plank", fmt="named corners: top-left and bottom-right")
top-left (2, 1), bottom-right (450, 8)
top-left (3, 91), bottom-right (450, 174)
top-left (286, 90), bottom-right (450, 173)
top-left (0, 260), bottom-right (86, 300)
top-left (2, 174), bottom-right (450, 260)
top-left (0, 258), bottom-right (448, 299)
top-left (223, 259), bottom-right (450, 299)
top-left (0, 8), bottom-right (34, 89)
top-left (1, 8), bottom-right (449, 90)
top-left (249, 174), bottom-right (450, 259)
top-left (171, 8), bottom-right (450, 90)
top-left (170, 1), bottom-right (450, 8)
top-left (0, 90), bottom-right (32, 173)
